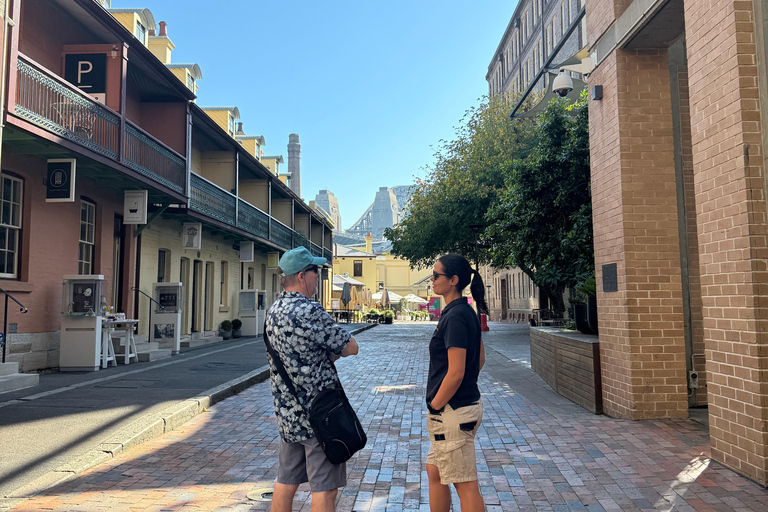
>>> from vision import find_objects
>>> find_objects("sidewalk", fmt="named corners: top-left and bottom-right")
top-left (0, 323), bottom-right (373, 505)
top-left (4, 322), bottom-right (767, 511)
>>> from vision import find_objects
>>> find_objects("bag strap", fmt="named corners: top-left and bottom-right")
top-left (263, 325), bottom-right (304, 407)
top-left (263, 322), bottom-right (345, 406)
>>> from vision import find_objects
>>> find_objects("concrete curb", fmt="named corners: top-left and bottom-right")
top-left (3, 365), bottom-right (271, 504)
top-left (1, 324), bottom-right (375, 507)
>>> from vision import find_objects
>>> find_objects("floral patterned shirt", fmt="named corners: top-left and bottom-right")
top-left (265, 291), bottom-right (352, 442)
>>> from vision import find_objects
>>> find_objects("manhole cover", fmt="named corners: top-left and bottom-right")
top-left (247, 488), bottom-right (274, 501)
top-left (371, 385), bottom-right (423, 395)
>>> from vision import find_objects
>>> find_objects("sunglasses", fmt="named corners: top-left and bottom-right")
top-left (432, 271), bottom-right (448, 280)
top-left (303, 266), bottom-right (319, 274)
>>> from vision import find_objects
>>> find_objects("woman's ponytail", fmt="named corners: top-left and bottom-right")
top-left (470, 269), bottom-right (489, 316)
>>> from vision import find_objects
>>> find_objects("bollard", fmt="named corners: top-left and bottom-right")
top-left (480, 313), bottom-right (489, 331)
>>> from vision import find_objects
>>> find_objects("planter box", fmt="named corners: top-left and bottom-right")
top-left (530, 327), bottom-right (602, 414)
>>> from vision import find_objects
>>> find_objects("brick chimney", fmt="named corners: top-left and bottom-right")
top-left (148, 20), bottom-right (175, 64)
top-left (365, 232), bottom-right (373, 254)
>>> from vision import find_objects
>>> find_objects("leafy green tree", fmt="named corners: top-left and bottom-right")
top-left (384, 94), bottom-right (537, 268)
top-left (485, 94), bottom-right (593, 315)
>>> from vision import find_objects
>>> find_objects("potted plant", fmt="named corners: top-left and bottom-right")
top-left (220, 320), bottom-right (233, 340)
top-left (232, 318), bottom-right (242, 338)
top-left (383, 310), bottom-right (394, 324)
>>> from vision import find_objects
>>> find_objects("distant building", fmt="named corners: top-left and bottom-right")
top-left (315, 190), bottom-right (342, 231)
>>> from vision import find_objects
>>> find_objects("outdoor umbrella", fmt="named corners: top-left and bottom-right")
top-left (382, 289), bottom-right (390, 308)
top-left (341, 282), bottom-right (352, 308)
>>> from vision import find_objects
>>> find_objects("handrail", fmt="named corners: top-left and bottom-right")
top-left (17, 54), bottom-right (122, 117)
top-left (124, 119), bottom-right (186, 161)
top-left (132, 287), bottom-right (163, 341)
top-left (0, 287), bottom-right (29, 364)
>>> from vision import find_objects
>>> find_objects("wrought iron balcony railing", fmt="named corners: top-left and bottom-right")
top-left (270, 218), bottom-right (293, 250)
top-left (14, 55), bottom-right (186, 195)
top-left (293, 232), bottom-right (311, 251)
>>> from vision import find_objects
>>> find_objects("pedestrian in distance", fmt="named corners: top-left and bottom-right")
top-left (426, 254), bottom-right (488, 512)
top-left (265, 247), bottom-right (359, 512)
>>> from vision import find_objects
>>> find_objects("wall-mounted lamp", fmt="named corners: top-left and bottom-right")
top-left (591, 85), bottom-right (603, 101)
top-left (110, 47), bottom-right (119, 58)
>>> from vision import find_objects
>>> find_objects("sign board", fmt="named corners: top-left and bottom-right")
top-left (331, 299), bottom-right (340, 310)
top-left (240, 241), bottom-right (254, 262)
top-left (46, 159), bottom-right (76, 202)
top-left (123, 190), bottom-right (148, 224)
top-left (239, 291), bottom-right (256, 311)
top-left (158, 292), bottom-right (178, 309)
top-left (64, 53), bottom-right (107, 103)
top-left (267, 252), bottom-right (279, 269)
top-left (182, 223), bottom-right (202, 250)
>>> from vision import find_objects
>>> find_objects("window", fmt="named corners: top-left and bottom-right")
top-left (79, 200), bottom-right (95, 275)
top-left (157, 249), bottom-right (170, 282)
top-left (561, 2), bottom-right (566, 35)
top-left (228, 114), bottom-right (234, 136)
top-left (547, 25), bottom-right (553, 56)
top-left (353, 260), bottom-right (363, 277)
top-left (187, 73), bottom-right (195, 91)
top-left (220, 261), bottom-right (228, 306)
top-left (135, 21), bottom-right (146, 44)
top-left (0, 174), bottom-right (22, 278)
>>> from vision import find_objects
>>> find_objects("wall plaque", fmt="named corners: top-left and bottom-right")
top-left (602, 263), bottom-right (618, 292)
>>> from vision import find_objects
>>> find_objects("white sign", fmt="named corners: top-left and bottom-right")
top-left (123, 190), bottom-right (148, 224)
top-left (182, 223), bottom-right (202, 250)
top-left (240, 241), bottom-right (254, 262)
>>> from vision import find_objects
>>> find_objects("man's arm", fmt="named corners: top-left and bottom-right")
top-left (479, 338), bottom-right (485, 370)
top-left (341, 336), bottom-right (358, 357)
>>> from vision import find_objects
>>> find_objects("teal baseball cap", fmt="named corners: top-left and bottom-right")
top-left (278, 246), bottom-right (326, 276)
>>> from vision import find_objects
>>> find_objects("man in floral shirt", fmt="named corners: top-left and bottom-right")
top-left (266, 247), bottom-right (359, 512)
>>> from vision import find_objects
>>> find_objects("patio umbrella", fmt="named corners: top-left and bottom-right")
top-left (341, 282), bottom-right (352, 308)
top-left (382, 289), bottom-right (390, 308)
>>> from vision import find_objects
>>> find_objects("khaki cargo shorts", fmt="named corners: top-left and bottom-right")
top-left (426, 401), bottom-right (483, 485)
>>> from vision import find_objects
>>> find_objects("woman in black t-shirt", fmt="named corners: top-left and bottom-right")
top-left (425, 254), bottom-right (488, 512)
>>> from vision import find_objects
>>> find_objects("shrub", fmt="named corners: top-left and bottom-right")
top-left (220, 320), bottom-right (233, 331)
top-left (383, 310), bottom-right (394, 319)
top-left (232, 319), bottom-right (242, 330)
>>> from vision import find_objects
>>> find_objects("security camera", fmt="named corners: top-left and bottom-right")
top-left (552, 70), bottom-right (573, 97)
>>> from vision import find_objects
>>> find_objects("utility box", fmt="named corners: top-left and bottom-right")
top-left (239, 289), bottom-right (266, 336)
top-left (60, 275), bottom-right (104, 371)
top-left (152, 282), bottom-right (182, 354)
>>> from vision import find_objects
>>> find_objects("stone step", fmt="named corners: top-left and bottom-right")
top-left (134, 334), bottom-right (147, 344)
top-left (137, 349), bottom-right (172, 363)
top-left (133, 341), bottom-right (160, 352)
top-left (180, 335), bottom-right (224, 349)
top-left (0, 372), bottom-right (39, 394)
top-left (0, 362), bottom-right (20, 377)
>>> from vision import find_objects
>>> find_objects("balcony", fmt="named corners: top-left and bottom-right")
top-left (13, 55), bottom-right (186, 195)
top-left (190, 173), bottom-right (327, 253)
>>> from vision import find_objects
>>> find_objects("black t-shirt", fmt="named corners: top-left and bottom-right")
top-left (426, 297), bottom-right (481, 409)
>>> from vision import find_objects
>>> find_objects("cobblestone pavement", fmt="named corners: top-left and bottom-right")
top-left (8, 323), bottom-right (768, 511)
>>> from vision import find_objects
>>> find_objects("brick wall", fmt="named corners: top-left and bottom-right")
top-left (684, 0), bottom-right (768, 486)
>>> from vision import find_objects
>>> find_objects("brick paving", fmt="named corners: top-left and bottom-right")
top-left (7, 323), bottom-right (768, 511)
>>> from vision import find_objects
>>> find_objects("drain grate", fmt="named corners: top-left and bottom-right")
top-left (370, 385), bottom-right (424, 396)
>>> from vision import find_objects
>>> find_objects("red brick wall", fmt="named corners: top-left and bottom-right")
top-left (19, 0), bottom-right (100, 73)
top-left (684, 0), bottom-right (768, 485)
top-left (1, 152), bottom-right (131, 334)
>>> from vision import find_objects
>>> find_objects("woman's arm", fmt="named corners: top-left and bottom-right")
top-left (429, 347), bottom-right (466, 411)
top-left (479, 338), bottom-right (485, 370)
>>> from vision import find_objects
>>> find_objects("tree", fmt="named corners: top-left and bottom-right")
top-left (485, 93), bottom-right (593, 315)
top-left (384, 94), bottom-right (537, 268)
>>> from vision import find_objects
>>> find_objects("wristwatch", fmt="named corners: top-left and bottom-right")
top-left (427, 401), bottom-right (444, 415)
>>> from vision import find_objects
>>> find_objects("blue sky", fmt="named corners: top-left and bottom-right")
top-left (124, 1), bottom-right (516, 229)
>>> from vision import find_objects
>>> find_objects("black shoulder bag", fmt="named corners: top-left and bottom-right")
top-left (264, 328), bottom-right (366, 464)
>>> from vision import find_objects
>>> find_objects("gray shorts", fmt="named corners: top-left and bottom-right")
top-left (277, 436), bottom-right (347, 492)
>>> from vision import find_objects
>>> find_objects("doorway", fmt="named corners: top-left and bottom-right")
top-left (205, 261), bottom-right (214, 331)
top-left (192, 260), bottom-right (202, 332)
top-left (112, 215), bottom-right (126, 312)
top-left (180, 258), bottom-right (190, 334)
top-left (500, 278), bottom-right (508, 320)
